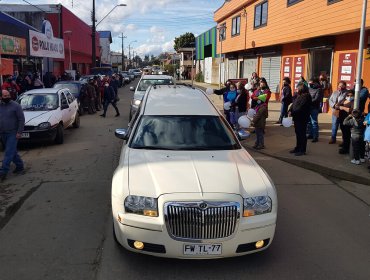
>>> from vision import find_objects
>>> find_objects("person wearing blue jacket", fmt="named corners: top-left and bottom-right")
top-left (100, 82), bottom-right (120, 118)
top-left (223, 83), bottom-right (237, 125)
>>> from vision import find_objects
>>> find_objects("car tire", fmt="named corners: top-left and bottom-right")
top-left (55, 124), bottom-right (64, 144)
top-left (72, 113), bottom-right (80, 128)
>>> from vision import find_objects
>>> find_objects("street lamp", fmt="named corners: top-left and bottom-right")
top-left (64, 30), bottom-right (72, 70)
top-left (217, 24), bottom-right (226, 89)
top-left (92, 2), bottom-right (126, 68)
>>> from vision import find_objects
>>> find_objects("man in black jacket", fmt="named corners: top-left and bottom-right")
top-left (290, 84), bottom-right (312, 156)
top-left (307, 78), bottom-right (323, 142)
top-left (100, 82), bottom-right (120, 118)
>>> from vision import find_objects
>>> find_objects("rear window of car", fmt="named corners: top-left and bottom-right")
top-left (130, 115), bottom-right (240, 150)
top-left (137, 79), bottom-right (173, 91)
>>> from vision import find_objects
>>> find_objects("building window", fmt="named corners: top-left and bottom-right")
top-left (327, 0), bottom-right (342, 4)
top-left (219, 23), bottom-right (226, 41)
top-left (287, 0), bottom-right (303, 6)
top-left (254, 1), bottom-right (268, 29)
top-left (231, 15), bottom-right (241, 36)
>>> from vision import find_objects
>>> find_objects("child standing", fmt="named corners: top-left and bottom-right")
top-left (252, 94), bottom-right (268, 150)
top-left (343, 109), bottom-right (365, 165)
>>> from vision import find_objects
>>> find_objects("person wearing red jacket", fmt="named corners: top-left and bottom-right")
top-left (1, 77), bottom-right (20, 100)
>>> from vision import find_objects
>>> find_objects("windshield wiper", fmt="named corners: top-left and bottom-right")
top-left (133, 146), bottom-right (176, 150)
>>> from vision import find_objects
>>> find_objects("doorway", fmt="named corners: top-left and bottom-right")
top-left (309, 48), bottom-right (333, 80)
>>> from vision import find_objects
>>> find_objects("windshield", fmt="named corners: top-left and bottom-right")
top-left (130, 116), bottom-right (240, 150)
top-left (137, 79), bottom-right (173, 91)
top-left (18, 94), bottom-right (59, 111)
top-left (54, 83), bottom-right (79, 94)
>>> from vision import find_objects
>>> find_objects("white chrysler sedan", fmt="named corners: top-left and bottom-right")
top-left (112, 84), bottom-right (277, 258)
top-left (18, 88), bottom-right (80, 144)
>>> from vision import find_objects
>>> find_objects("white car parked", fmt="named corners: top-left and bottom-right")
top-left (112, 84), bottom-right (277, 258)
top-left (18, 88), bottom-right (80, 144)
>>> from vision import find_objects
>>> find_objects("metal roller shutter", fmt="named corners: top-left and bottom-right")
top-left (262, 56), bottom-right (281, 93)
top-left (228, 59), bottom-right (237, 79)
top-left (243, 58), bottom-right (258, 80)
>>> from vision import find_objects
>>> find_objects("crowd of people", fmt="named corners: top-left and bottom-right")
top-left (213, 72), bottom-right (370, 172)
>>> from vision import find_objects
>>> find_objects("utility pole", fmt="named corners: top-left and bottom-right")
top-left (119, 33), bottom-right (126, 71)
top-left (354, 0), bottom-right (368, 110)
top-left (91, 0), bottom-right (96, 68)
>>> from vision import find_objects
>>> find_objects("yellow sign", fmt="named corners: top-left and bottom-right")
top-left (0, 34), bottom-right (27, 56)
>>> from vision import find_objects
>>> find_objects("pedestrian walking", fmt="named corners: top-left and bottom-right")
top-left (343, 109), bottom-right (365, 165)
top-left (0, 90), bottom-right (25, 181)
top-left (307, 78), bottom-right (323, 143)
top-left (289, 84), bottom-right (312, 156)
top-left (336, 90), bottom-right (355, 154)
top-left (328, 81), bottom-right (347, 144)
top-left (100, 82), bottom-right (120, 118)
top-left (252, 94), bottom-right (268, 150)
top-left (86, 79), bottom-right (96, 114)
top-left (277, 77), bottom-right (293, 124)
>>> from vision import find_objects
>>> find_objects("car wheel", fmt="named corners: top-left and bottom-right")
top-left (54, 124), bottom-right (64, 144)
top-left (73, 113), bottom-right (80, 128)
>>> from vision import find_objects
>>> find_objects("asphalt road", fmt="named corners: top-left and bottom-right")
top-left (0, 83), bottom-right (369, 280)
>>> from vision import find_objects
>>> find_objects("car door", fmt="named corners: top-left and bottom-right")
top-left (65, 90), bottom-right (78, 124)
top-left (60, 91), bottom-right (72, 128)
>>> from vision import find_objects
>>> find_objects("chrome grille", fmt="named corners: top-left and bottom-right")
top-left (164, 202), bottom-right (240, 240)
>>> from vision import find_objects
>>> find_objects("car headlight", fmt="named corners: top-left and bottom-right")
top-left (132, 99), bottom-right (141, 106)
top-left (37, 122), bottom-right (51, 130)
top-left (124, 195), bottom-right (158, 217)
top-left (243, 196), bottom-right (272, 217)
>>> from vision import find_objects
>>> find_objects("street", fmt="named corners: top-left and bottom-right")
top-left (0, 84), bottom-right (370, 280)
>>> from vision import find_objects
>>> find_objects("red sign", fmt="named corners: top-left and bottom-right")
top-left (282, 57), bottom-right (293, 80)
top-left (337, 52), bottom-right (357, 89)
top-left (293, 56), bottom-right (306, 90)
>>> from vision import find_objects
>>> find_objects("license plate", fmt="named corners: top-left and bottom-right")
top-left (21, 133), bottom-right (30, 138)
top-left (183, 244), bottom-right (222, 255)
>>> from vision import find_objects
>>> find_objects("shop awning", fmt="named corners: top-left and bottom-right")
top-left (0, 11), bottom-right (38, 33)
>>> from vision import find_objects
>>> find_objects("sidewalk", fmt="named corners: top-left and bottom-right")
top-left (188, 80), bottom-right (370, 185)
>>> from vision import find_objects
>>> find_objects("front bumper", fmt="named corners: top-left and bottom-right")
top-left (19, 126), bottom-right (58, 142)
top-left (112, 193), bottom-right (277, 259)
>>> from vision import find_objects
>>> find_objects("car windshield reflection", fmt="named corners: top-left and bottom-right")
top-left (18, 94), bottom-right (59, 111)
top-left (130, 115), bottom-right (240, 151)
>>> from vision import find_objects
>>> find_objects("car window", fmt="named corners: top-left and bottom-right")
top-left (18, 94), bottom-right (59, 111)
top-left (65, 91), bottom-right (74, 103)
top-left (130, 115), bottom-right (240, 150)
top-left (137, 79), bottom-right (173, 91)
top-left (61, 92), bottom-right (68, 106)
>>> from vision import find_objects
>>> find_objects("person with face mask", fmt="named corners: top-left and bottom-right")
top-left (307, 78), bottom-right (323, 143)
top-left (328, 81), bottom-right (347, 144)
top-left (100, 82), bottom-right (120, 118)
top-left (335, 90), bottom-right (355, 154)
top-left (0, 90), bottom-right (25, 181)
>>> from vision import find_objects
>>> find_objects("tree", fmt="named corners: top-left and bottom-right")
top-left (174, 32), bottom-right (195, 52)
top-left (144, 55), bottom-right (150, 62)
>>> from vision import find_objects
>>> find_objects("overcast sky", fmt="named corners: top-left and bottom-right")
top-left (4, 0), bottom-right (224, 57)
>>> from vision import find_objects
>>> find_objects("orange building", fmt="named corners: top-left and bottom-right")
top-left (214, 0), bottom-right (370, 101)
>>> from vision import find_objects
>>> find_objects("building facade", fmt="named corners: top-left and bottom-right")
top-left (99, 31), bottom-right (112, 66)
top-left (195, 27), bottom-right (220, 84)
top-left (214, 0), bottom-right (370, 97)
top-left (1, 4), bottom-right (101, 77)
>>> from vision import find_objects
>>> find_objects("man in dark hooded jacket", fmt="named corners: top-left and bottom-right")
top-left (307, 77), bottom-right (323, 143)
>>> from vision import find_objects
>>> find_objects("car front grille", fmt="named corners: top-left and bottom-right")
top-left (24, 126), bottom-right (36, 131)
top-left (164, 202), bottom-right (240, 241)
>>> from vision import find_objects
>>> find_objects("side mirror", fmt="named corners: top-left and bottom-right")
top-left (130, 86), bottom-right (135, 91)
top-left (61, 103), bottom-right (69, 110)
top-left (115, 128), bottom-right (128, 140)
top-left (237, 129), bottom-right (250, 141)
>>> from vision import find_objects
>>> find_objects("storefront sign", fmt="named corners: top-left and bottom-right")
top-left (0, 34), bottom-right (27, 56)
top-left (337, 52), bottom-right (357, 89)
top-left (293, 56), bottom-right (306, 90)
top-left (29, 20), bottom-right (64, 59)
top-left (282, 57), bottom-right (293, 80)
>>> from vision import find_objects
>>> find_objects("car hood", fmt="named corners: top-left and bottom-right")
top-left (24, 111), bottom-right (54, 126)
top-left (127, 149), bottom-right (268, 198)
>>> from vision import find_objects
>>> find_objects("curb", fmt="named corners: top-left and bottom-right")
top-left (242, 143), bottom-right (370, 186)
